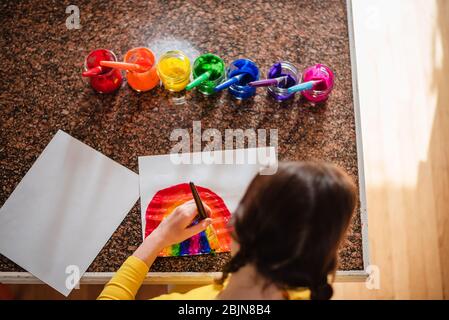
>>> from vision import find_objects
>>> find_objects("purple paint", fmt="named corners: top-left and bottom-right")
top-left (266, 62), bottom-right (300, 101)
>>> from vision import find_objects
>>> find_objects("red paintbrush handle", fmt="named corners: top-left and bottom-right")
top-left (99, 60), bottom-right (146, 72)
top-left (82, 66), bottom-right (103, 77)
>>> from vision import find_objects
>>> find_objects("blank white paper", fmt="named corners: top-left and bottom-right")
top-left (138, 147), bottom-right (276, 239)
top-left (0, 130), bottom-right (139, 296)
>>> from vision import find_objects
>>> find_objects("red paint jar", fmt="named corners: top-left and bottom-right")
top-left (84, 49), bottom-right (123, 93)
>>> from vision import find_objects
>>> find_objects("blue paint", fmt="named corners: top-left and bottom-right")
top-left (199, 231), bottom-right (211, 253)
top-left (180, 238), bottom-right (191, 256)
top-left (226, 59), bottom-right (260, 100)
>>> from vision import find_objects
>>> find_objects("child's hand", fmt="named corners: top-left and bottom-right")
top-left (148, 200), bottom-right (212, 249)
top-left (133, 200), bottom-right (212, 266)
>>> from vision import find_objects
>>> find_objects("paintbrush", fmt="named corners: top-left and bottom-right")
top-left (213, 73), bottom-right (247, 92)
top-left (248, 76), bottom-right (289, 87)
top-left (185, 71), bottom-right (211, 91)
top-left (189, 182), bottom-right (208, 221)
top-left (82, 66), bottom-right (104, 77)
top-left (287, 80), bottom-right (324, 94)
top-left (99, 60), bottom-right (149, 72)
top-left (189, 182), bottom-right (220, 250)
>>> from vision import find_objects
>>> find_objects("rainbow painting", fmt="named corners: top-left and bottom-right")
top-left (145, 183), bottom-right (232, 257)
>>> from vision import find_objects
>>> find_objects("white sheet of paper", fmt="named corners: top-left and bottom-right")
top-left (138, 147), bottom-right (276, 239)
top-left (0, 130), bottom-right (139, 296)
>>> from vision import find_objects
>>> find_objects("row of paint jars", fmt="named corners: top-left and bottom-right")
top-left (82, 48), bottom-right (334, 103)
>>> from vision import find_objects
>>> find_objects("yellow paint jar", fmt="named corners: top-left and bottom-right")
top-left (157, 50), bottom-right (191, 92)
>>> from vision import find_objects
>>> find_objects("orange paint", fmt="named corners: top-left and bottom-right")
top-left (124, 47), bottom-right (159, 92)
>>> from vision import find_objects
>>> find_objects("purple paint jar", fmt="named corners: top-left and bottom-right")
top-left (301, 64), bottom-right (335, 103)
top-left (267, 62), bottom-right (300, 101)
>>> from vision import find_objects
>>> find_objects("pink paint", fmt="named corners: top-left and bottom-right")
top-left (190, 233), bottom-right (201, 255)
top-left (301, 64), bottom-right (335, 103)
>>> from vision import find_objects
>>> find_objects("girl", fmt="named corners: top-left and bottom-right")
top-left (98, 161), bottom-right (357, 300)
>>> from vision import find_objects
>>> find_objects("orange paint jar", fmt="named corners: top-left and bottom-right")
top-left (124, 47), bottom-right (159, 92)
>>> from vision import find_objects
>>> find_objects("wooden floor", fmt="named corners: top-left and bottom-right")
top-left (333, 0), bottom-right (449, 299)
top-left (2, 0), bottom-right (448, 300)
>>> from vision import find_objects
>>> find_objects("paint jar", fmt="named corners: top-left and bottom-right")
top-left (267, 61), bottom-right (300, 101)
top-left (192, 53), bottom-right (225, 95)
top-left (302, 64), bottom-right (335, 103)
top-left (157, 50), bottom-right (191, 92)
top-left (226, 59), bottom-right (260, 100)
top-left (84, 49), bottom-right (123, 93)
top-left (124, 47), bottom-right (159, 92)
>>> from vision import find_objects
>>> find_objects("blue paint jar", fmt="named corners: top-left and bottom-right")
top-left (226, 59), bottom-right (260, 100)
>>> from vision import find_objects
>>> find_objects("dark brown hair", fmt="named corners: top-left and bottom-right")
top-left (218, 162), bottom-right (357, 300)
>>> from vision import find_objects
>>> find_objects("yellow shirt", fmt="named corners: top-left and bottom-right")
top-left (98, 256), bottom-right (310, 300)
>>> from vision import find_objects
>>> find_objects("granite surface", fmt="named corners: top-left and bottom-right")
top-left (0, 0), bottom-right (363, 273)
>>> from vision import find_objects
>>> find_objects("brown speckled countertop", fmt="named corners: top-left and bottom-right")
top-left (0, 0), bottom-right (363, 273)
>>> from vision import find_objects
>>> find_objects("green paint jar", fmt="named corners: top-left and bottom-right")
top-left (192, 53), bottom-right (225, 95)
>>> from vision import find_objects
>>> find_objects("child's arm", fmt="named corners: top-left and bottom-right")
top-left (97, 234), bottom-right (161, 300)
top-left (98, 200), bottom-right (211, 300)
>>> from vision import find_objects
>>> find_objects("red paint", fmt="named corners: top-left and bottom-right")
top-left (83, 49), bottom-right (123, 93)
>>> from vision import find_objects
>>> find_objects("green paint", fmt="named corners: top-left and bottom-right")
top-left (192, 53), bottom-right (225, 95)
top-left (171, 243), bottom-right (180, 256)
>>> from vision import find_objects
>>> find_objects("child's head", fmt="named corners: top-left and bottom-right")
top-left (221, 161), bottom-right (357, 300)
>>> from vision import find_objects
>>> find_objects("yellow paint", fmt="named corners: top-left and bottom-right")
top-left (205, 225), bottom-right (220, 250)
top-left (157, 51), bottom-right (191, 92)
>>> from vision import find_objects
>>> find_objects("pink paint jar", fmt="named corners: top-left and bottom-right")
top-left (301, 64), bottom-right (334, 103)
top-left (83, 49), bottom-right (123, 93)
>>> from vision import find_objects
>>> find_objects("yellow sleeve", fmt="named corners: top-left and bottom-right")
top-left (97, 256), bottom-right (149, 300)
top-left (151, 285), bottom-right (310, 300)
top-left (151, 284), bottom-right (221, 300)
